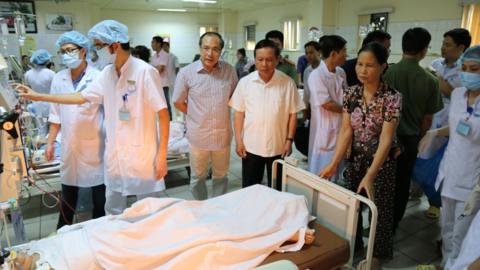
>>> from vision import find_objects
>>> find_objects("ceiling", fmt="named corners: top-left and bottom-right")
top-left (46, 0), bottom-right (305, 13)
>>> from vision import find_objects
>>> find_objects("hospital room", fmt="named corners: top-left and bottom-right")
top-left (0, 0), bottom-right (479, 269)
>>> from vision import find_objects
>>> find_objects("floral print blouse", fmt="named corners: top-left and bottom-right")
top-left (343, 82), bottom-right (402, 148)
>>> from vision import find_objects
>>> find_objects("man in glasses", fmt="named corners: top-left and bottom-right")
top-left (16, 20), bottom-right (170, 216)
top-left (173, 32), bottom-right (238, 200)
top-left (47, 31), bottom-right (106, 228)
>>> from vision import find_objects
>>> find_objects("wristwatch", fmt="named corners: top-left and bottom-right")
top-left (286, 137), bottom-right (294, 142)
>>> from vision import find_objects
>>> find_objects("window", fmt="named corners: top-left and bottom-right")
top-left (370, 12), bottom-right (388, 32)
top-left (462, 3), bottom-right (480, 45)
top-left (283, 18), bottom-right (301, 51)
top-left (244, 25), bottom-right (256, 50)
top-left (199, 25), bottom-right (218, 36)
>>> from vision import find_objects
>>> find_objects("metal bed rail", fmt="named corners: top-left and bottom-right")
top-left (272, 159), bottom-right (378, 270)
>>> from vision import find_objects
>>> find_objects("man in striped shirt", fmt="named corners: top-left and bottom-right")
top-left (173, 32), bottom-right (238, 200)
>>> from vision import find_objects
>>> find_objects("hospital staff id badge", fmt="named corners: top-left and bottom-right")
top-left (456, 119), bottom-right (472, 137)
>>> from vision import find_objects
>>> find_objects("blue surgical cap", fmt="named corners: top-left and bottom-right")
top-left (88, 20), bottom-right (129, 45)
top-left (461, 45), bottom-right (480, 64)
top-left (56, 31), bottom-right (90, 51)
top-left (30, 49), bottom-right (52, 65)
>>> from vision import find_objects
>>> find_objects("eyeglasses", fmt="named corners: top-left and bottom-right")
top-left (93, 43), bottom-right (109, 51)
top-left (58, 47), bottom-right (80, 55)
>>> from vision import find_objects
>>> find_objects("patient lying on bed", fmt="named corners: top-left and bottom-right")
top-left (11, 185), bottom-right (315, 270)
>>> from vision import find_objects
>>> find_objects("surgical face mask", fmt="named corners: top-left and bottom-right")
top-left (62, 51), bottom-right (82, 69)
top-left (97, 46), bottom-right (116, 66)
top-left (460, 71), bottom-right (480, 91)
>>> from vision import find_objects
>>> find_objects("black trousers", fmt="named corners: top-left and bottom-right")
top-left (163, 86), bottom-right (172, 120)
top-left (393, 135), bottom-right (420, 232)
top-left (242, 152), bottom-right (282, 190)
top-left (57, 184), bottom-right (106, 229)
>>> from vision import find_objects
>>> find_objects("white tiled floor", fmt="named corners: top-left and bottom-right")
top-left (2, 149), bottom-right (441, 269)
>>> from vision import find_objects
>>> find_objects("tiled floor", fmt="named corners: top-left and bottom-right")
top-left (1, 149), bottom-right (441, 269)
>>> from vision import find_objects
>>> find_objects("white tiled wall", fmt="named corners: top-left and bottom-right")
top-left (336, 19), bottom-right (462, 66)
top-left (321, 26), bottom-right (337, 35)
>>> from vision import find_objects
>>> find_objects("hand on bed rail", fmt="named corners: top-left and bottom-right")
top-left (319, 163), bottom-right (337, 180)
top-left (281, 140), bottom-right (293, 158)
top-left (45, 143), bottom-right (55, 161)
top-left (357, 175), bottom-right (375, 201)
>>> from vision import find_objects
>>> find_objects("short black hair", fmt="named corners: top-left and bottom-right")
top-left (237, 48), bottom-right (246, 57)
top-left (198, 32), bottom-right (225, 49)
top-left (444, 28), bottom-right (471, 51)
top-left (358, 42), bottom-right (389, 65)
top-left (254, 39), bottom-right (280, 58)
top-left (152, 36), bottom-right (163, 45)
top-left (362, 30), bottom-right (391, 47)
top-left (402, 27), bottom-right (431, 55)
top-left (120, 42), bottom-right (130, 51)
top-left (163, 41), bottom-right (170, 47)
top-left (319, 35), bottom-right (346, 58)
top-left (132, 45), bottom-right (151, 63)
top-left (265, 30), bottom-right (284, 45)
top-left (304, 41), bottom-right (321, 52)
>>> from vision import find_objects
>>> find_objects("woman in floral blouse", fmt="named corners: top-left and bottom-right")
top-left (320, 42), bottom-right (402, 266)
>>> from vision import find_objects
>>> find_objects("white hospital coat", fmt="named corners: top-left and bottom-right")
top-left (48, 65), bottom-right (104, 187)
top-left (167, 53), bottom-right (180, 88)
top-left (448, 210), bottom-right (480, 270)
top-left (25, 67), bottom-right (56, 94)
top-left (307, 61), bottom-right (346, 174)
top-left (431, 58), bottom-right (462, 129)
top-left (436, 87), bottom-right (480, 201)
top-left (81, 56), bottom-right (168, 196)
top-left (25, 67), bottom-right (56, 120)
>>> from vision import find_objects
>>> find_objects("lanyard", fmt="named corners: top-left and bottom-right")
top-left (465, 90), bottom-right (478, 121)
top-left (466, 105), bottom-right (474, 120)
top-left (122, 94), bottom-right (128, 106)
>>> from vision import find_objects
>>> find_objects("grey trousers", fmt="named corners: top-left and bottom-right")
top-left (105, 189), bottom-right (165, 215)
top-left (189, 144), bottom-right (230, 200)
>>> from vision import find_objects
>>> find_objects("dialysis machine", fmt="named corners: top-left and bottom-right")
top-left (0, 54), bottom-right (26, 203)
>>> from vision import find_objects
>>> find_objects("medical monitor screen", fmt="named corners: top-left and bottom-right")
top-left (7, 55), bottom-right (23, 81)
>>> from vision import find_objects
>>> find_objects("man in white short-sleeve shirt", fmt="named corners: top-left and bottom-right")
top-left (15, 20), bottom-right (170, 215)
top-left (229, 39), bottom-right (305, 190)
top-left (151, 35), bottom-right (172, 119)
top-left (430, 28), bottom-right (471, 128)
top-left (162, 42), bottom-right (180, 90)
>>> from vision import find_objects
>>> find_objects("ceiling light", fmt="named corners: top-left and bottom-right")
top-left (182, 0), bottom-right (217, 3)
top-left (157, 8), bottom-right (187, 12)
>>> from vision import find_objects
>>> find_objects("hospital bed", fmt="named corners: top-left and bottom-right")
top-left (2, 159), bottom-right (377, 270)
top-left (260, 159), bottom-right (378, 270)
top-left (23, 121), bottom-right (191, 198)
